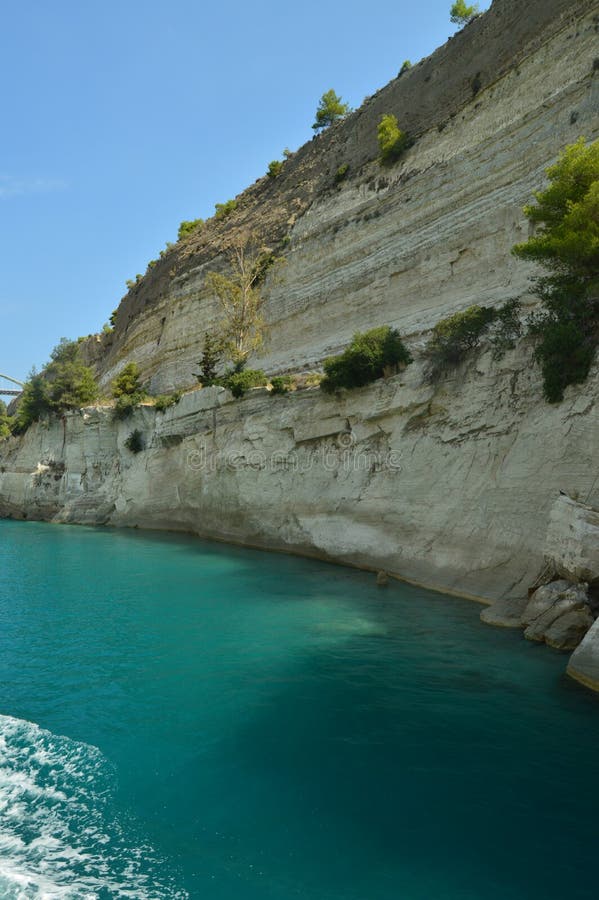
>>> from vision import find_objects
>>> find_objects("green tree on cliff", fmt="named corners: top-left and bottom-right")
top-left (312, 90), bottom-right (351, 131)
top-left (0, 399), bottom-right (15, 439)
top-left (377, 115), bottom-right (409, 165)
top-left (205, 234), bottom-right (283, 366)
top-left (450, 1), bottom-right (480, 26)
top-left (193, 332), bottom-right (222, 386)
top-left (14, 340), bottom-right (99, 432)
top-left (513, 137), bottom-right (599, 402)
top-left (111, 362), bottom-right (147, 418)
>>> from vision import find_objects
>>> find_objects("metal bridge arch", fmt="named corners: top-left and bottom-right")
top-left (0, 374), bottom-right (24, 397)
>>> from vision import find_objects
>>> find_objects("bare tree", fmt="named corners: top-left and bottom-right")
top-left (206, 233), bottom-right (283, 366)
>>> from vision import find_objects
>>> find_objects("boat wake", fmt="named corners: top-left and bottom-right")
top-left (0, 714), bottom-right (187, 899)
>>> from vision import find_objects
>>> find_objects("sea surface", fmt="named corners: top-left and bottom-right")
top-left (0, 520), bottom-right (598, 899)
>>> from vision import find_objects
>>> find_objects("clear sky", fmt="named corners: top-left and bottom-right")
top-left (1, 0), bottom-right (489, 382)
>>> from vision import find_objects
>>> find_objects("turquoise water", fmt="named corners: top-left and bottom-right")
top-left (0, 521), bottom-right (598, 898)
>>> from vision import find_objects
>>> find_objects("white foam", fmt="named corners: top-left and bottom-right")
top-left (0, 714), bottom-right (187, 898)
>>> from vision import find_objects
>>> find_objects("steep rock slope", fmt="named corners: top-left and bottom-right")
top-left (87, 0), bottom-right (599, 393)
top-left (2, 0), bottom-right (599, 688)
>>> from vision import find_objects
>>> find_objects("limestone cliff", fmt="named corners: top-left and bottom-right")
top-left (2, 0), bottom-right (599, 688)
top-left (85, 0), bottom-right (598, 393)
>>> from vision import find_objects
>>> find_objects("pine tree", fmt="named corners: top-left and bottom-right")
top-left (312, 90), bottom-right (351, 131)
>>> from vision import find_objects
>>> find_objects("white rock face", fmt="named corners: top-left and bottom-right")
top-left (545, 494), bottom-right (599, 583)
top-left (568, 620), bottom-right (599, 691)
top-left (93, 2), bottom-right (599, 394)
top-left (2, 346), bottom-right (599, 606)
top-left (2, 0), bottom-right (599, 691)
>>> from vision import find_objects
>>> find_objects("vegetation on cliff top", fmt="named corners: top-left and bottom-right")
top-left (312, 90), bottom-right (351, 132)
top-left (12, 340), bottom-right (99, 433)
top-left (449, 1), bottom-right (480, 26)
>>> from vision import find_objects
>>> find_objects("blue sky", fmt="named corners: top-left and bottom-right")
top-left (1, 0), bottom-right (489, 381)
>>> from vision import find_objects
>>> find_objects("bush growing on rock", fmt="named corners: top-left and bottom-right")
top-left (214, 199), bottom-right (237, 219)
top-left (267, 160), bottom-right (283, 178)
top-left (377, 115), bottom-right (409, 166)
top-left (321, 326), bottom-right (412, 393)
top-left (124, 429), bottom-right (144, 453)
top-left (513, 137), bottom-right (599, 402)
top-left (177, 219), bottom-right (204, 240)
top-left (153, 392), bottom-right (182, 413)
top-left (334, 164), bottom-right (349, 185)
top-left (424, 306), bottom-right (497, 380)
top-left (224, 368), bottom-right (267, 398)
top-left (270, 375), bottom-right (294, 395)
top-left (424, 301), bottom-right (523, 381)
top-left (112, 362), bottom-right (147, 419)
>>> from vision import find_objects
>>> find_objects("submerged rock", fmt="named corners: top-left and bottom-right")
top-left (480, 596), bottom-right (528, 628)
top-left (376, 571), bottom-right (389, 587)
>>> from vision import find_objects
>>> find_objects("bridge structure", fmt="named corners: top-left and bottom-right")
top-left (0, 374), bottom-right (24, 398)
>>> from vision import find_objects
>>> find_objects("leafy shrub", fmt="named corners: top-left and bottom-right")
top-left (224, 368), bottom-right (267, 398)
top-left (112, 362), bottom-right (146, 419)
top-left (267, 160), bottom-right (283, 178)
top-left (0, 400), bottom-right (15, 439)
top-left (513, 137), bottom-right (599, 402)
top-left (113, 394), bottom-right (144, 419)
top-left (214, 199), bottom-right (237, 219)
top-left (124, 429), bottom-right (144, 453)
top-left (270, 375), bottom-right (294, 395)
top-left (153, 392), bottom-right (182, 413)
top-left (321, 326), bottom-right (412, 393)
top-left (450, 1), bottom-right (480, 26)
top-left (489, 299), bottom-right (522, 357)
top-left (334, 164), bottom-right (349, 184)
top-left (312, 90), bottom-right (351, 131)
top-left (112, 362), bottom-right (144, 398)
top-left (531, 319), bottom-right (594, 404)
top-left (378, 115), bottom-right (409, 166)
top-left (178, 219), bottom-right (204, 240)
top-left (398, 60), bottom-right (412, 76)
top-left (424, 301), bottom-right (524, 381)
top-left (424, 305), bottom-right (496, 381)
top-left (14, 372), bottom-right (50, 431)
